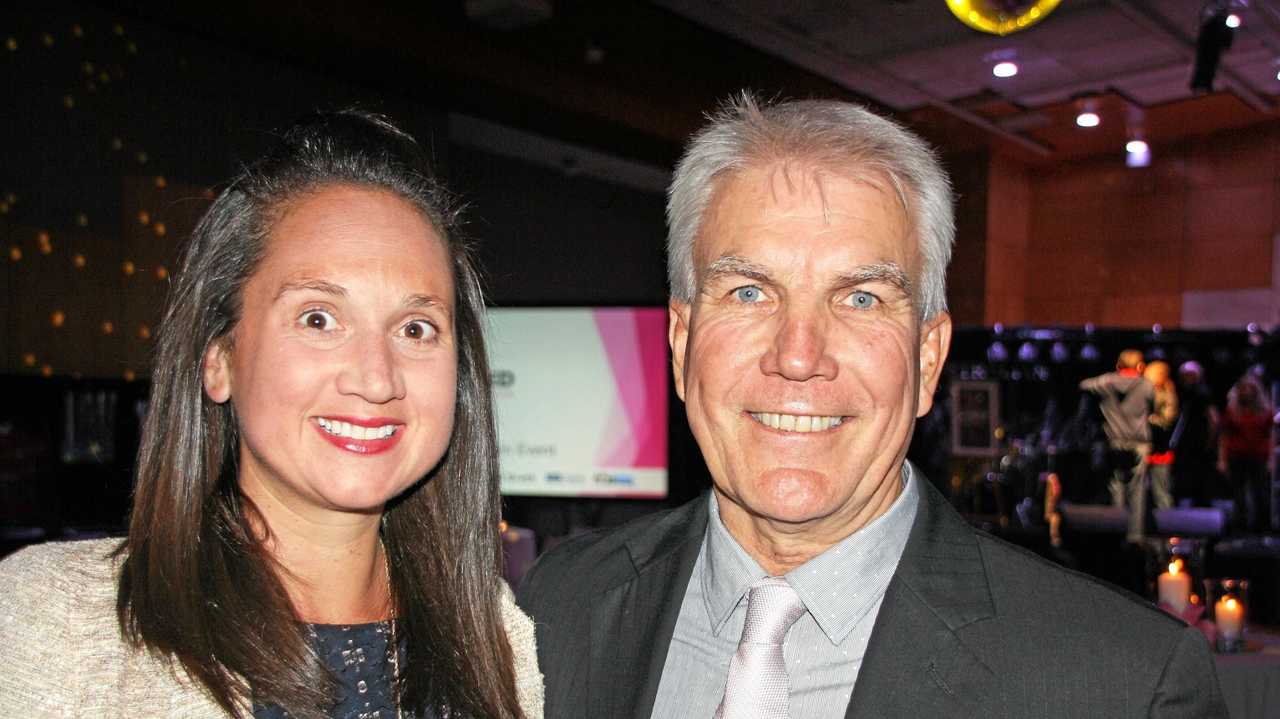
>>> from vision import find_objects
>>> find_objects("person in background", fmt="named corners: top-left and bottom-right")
top-left (518, 93), bottom-right (1225, 719)
top-left (1219, 371), bottom-right (1275, 534)
top-left (1080, 349), bottom-right (1155, 541)
top-left (0, 111), bottom-right (541, 718)
top-left (1144, 360), bottom-right (1179, 512)
top-left (1172, 360), bottom-right (1220, 506)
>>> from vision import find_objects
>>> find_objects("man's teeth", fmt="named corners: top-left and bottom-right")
top-left (317, 418), bottom-right (398, 440)
top-left (749, 412), bottom-right (844, 432)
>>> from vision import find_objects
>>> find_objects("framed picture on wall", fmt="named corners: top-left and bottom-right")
top-left (950, 380), bottom-right (1000, 457)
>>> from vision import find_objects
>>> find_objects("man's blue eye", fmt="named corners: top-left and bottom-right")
top-left (849, 291), bottom-right (876, 309)
top-left (734, 286), bottom-right (762, 303)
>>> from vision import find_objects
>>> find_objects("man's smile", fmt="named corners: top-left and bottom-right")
top-left (747, 411), bottom-right (847, 433)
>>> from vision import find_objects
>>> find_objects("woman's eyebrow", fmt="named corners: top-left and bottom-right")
top-left (274, 278), bottom-right (345, 301)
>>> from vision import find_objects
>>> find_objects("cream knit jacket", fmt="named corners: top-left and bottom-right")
top-left (0, 539), bottom-right (543, 718)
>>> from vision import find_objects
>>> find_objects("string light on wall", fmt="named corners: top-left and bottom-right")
top-left (123, 369), bottom-right (136, 381)
top-left (155, 266), bottom-right (168, 280)
top-left (73, 253), bottom-right (86, 268)
top-left (8, 246), bottom-right (21, 262)
top-left (122, 260), bottom-right (135, 276)
top-left (76, 212), bottom-right (88, 226)
top-left (51, 310), bottom-right (66, 328)
top-left (37, 231), bottom-right (53, 255)
top-left (138, 325), bottom-right (151, 340)
top-left (101, 321), bottom-right (115, 335)
top-left (41, 365), bottom-right (53, 378)
top-left (153, 222), bottom-right (166, 236)
top-left (22, 353), bottom-right (36, 368)
top-left (137, 210), bottom-right (149, 225)
top-left (72, 24), bottom-right (84, 39)
top-left (6, 37), bottom-right (18, 51)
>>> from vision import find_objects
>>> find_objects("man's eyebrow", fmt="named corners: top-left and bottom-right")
top-left (702, 255), bottom-right (773, 285)
top-left (835, 261), bottom-right (913, 296)
top-left (275, 279), bottom-right (346, 301)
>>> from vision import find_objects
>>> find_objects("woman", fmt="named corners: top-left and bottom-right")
top-left (0, 111), bottom-right (542, 718)
top-left (1219, 371), bottom-right (1274, 534)
top-left (1143, 360), bottom-right (1178, 511)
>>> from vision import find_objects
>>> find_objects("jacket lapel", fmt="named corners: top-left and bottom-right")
top-left (586, 498), bottom-right (707, 719)
top-left (846, 479), bottom-right (999, 719)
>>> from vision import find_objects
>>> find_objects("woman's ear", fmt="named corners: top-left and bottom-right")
top-left (202, 339), bottom-right (233, 404)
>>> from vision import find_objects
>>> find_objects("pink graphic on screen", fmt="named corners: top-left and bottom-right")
top-left (592, 308), bottom-right (668, 468)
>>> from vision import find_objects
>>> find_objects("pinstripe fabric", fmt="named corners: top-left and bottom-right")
top-left (650, 469), bottom-right (918, 719)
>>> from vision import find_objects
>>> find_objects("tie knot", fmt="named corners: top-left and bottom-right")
top-left (741, 577), bottom-right (806, 645)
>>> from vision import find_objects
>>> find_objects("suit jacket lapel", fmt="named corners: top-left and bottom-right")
top-left (846, 479), bottom-right (999, 719)
top-left (586, 498), bottom-right (707, 719)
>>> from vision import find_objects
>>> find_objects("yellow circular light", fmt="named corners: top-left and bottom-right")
top-left (8, 246), bottom-right (21, 261)
top-left (51, 310), bottom-right (66, 327)
top-left (101, 320), bottom-right (115, 335)
top-left (123, 369), bottom-right (136, 381)
top-left (41, 33), bottom-right (54, 47)
top-left (5, 37), bottom-right (16, 52)
top-left (113, 23), bottom-right (124, 36)
top-left (76, 212), bottom-right (89, 227)
top-left (154, 222), bottom-right (167, 237)
top-left (41, 365), bottom-right (53, 378)
top-left (138, 325), bottom-right (151, 339)
top-left (63, 94), bottom-right (75, 109)
top-left (122, 260), bottom-right (135, 275)
top-left (137, 210), bottom-right (150, 225)
top-left (155, 265), bottom-right (168, 280)
top-left (22, 353), bottom-right (36, 367)
top-left (154, 175), bottom-right (167, 189)
top-left (136, 151), bottom-right (148, 164)
top-left (947, 0), bottom-right (1061, 36)
top-left (73, 253), bottom-right (86, 268)
top-left (0, 202), bottom-right (8, 214)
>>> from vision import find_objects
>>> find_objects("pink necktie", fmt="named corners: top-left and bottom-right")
top-left (714, 577), bottom-right (808, 719)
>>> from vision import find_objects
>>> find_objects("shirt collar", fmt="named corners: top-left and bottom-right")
top-left (700, 463), bottom-right (920, 644)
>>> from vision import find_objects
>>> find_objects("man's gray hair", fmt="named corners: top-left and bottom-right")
top-left (665, 93), bottom-right (955, 319)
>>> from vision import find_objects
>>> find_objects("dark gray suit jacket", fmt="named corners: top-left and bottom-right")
top-left (517, 478), bottom-right (1228, 718)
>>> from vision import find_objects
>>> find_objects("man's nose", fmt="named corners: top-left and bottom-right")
top-left (336, 331), bottom-right (406, 404)
top-left (759, 306), bottom-right (839, 381)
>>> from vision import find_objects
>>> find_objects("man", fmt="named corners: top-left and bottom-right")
top-left (518, 96), bottom-right (1225, 718)
top-left (1144, 360), bottom-right (1179, 511)
top-left (1080, 349), bottom-right (1156, 541)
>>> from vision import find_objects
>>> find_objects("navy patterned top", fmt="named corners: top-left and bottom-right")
top-left (253, 620), bottom-right (436, 719)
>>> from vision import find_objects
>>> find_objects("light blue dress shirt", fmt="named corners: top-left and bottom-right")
top-left (650, 464), bottom-right (920, 719)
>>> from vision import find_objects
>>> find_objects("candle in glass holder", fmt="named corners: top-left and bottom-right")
top-left (1215, 595), bottom-right (1244, 642)
top-left (1157, 560), bottom-right (1191, 612)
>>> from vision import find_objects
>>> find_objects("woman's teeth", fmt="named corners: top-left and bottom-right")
top-left (317, 418), bottom-right (398, 440)
top-left (749, 412), bottom-right (844, 432)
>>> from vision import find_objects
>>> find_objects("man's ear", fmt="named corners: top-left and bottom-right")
top-left (202, 339), bottom-right (233, 404)
top-left (668, 300), bottom-right (691, 403)
top-left (916, 311), bottom-right (952, 417)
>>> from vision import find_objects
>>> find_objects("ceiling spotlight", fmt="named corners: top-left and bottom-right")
top-left (992, 61), bottom-right (1018, 78)
top-left (1126, 138), bottom-right (1151, 167)
top-left (1226, 13), bottom-right (1242, 29)
top-left (1125, 140), bottom-right (1148, 154)
top-left (1076, 111), bottom-right (1100, 128)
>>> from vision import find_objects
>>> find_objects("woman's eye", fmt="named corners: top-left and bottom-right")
top-left (848, 290), bottom-right (877, 309)
top-left (402, 320), bottom-right (436, 341)
top-left (300, 309), bottom-right (336, 330)
top-left (733, 286), bottom-right (764, 304)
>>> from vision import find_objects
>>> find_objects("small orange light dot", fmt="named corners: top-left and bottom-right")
top-left (101, 320), bottom-right (115, 335)
top-left (153, 222), bottom-right (166, 237)
top-left (136, 151), bottom-right (148, 164)
top-left (40, 365), bottom-right (53, 378)
top-left (72, 24), bottom-right (84, 38)
top-left (51, 310), bottom-right (66, 328)
top-left (8, 246), bottom-right (21, 262)
top-left (37, 231), bottom-right (50, 244)
top-left (22, 353), bottom-right (36, 367)
top-left (122, 260), bottom-right (135, 275)
top-left (6, 37), bottom-right (18, 51)
top-left (155, 266), bottom-right (168, 280)
top-left (76, 212), bottom-right (88, 227)
top-left (73, 253), bottom-right (86, 268)
top-left (154, 175), bottom-right (167, 189)
top-left (39, 243), bottom-right (52, 255)
top-left (138, 325), bottom-right (151, 339)
top-left (123, 369), bottom-right (136, 381)
top-left (0, 202), bottom-right (8, 214)
top-left (137, 210), bottom-right (150, 225)
top-left (63, 94), bottom-right (75, 109)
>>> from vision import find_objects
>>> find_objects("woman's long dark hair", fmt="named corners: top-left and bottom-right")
top-left (116, 110), bottom-right (522, 719)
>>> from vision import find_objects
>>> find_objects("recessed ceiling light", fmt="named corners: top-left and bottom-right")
top-left (992, 61), bottom-right (1018, 78)
top-left (1226, 13), bottom-right (1242, 29)
top-left (1125, 140), bottom-right (1148, 154)
top-left (1076, 111), bottom-right (1100, 128)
